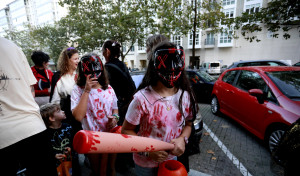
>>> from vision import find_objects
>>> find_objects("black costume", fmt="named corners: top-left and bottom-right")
top-left (46, 123), bottom-right (80, 176)
top-left (104, 58), bottom-right (136, 125)
top-left (105, 58), bottom-right (136, 175)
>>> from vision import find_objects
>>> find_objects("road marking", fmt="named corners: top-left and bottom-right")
top-left (203, 123), bottom-right (253, 176)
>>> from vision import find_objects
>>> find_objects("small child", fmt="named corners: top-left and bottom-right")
top-left (40, 103), bottom-right (78, 176)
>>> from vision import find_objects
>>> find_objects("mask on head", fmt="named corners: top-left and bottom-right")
top-left (80, 55), bottom-right (103, 78)
top-left (153, 46), bottom-right (185, 88)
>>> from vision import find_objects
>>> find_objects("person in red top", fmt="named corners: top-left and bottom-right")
top-left (31, 51), bottom-right (53, 106)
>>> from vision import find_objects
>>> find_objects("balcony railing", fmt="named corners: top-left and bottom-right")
top-left (205, 38), bottom-right (215, 45)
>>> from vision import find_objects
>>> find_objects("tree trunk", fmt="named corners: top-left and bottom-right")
top-left (192, 0), bottom-right (197, 68)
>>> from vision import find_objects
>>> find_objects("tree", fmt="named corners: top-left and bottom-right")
top-left (59, 0), bottom-right (159, 61)
top-left (186, 0), bottom-right (225, 66)
top-left (4, 26), bottom-right (39, 65)
top-left (234, 0), bottom-right (300, 42)
top-left (30, 22), bottom-right (71, 64)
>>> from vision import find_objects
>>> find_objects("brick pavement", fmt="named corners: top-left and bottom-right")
top-left (189, 103), bottom-right (284, 176)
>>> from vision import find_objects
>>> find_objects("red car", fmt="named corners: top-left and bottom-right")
top-left (211, 66), bottom-right (300, 151)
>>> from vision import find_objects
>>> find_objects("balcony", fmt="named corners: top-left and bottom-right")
top-left (204, 38), bottom-right (215, 48)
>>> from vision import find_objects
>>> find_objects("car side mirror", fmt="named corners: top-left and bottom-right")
top-left (249, 89), bottom-right (264, 104)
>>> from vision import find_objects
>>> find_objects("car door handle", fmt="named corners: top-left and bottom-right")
top-left (268, 110), bottom-right (273, 114)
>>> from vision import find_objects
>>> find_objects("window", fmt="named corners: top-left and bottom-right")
top-left (222, 70), bottom-right (238, 84)
top-left (138, 45), bottom-right (145, 51)
top-left (223, 0), bottom-right (235, 6)
top-left (171, 35), bottom-right (182, 46)
top-left (236, 70), bottom-right (266, 92)
top-left (223, 8), bottom-right (234, 18)
top-left (122, 45), bottom-right (126, 52)
top-left (266, 87), bottom-right (278, 104)
top-left (130, 46), bottom-right (134, 52)
top-left (187, 71), bottom-right (200, 84)
top-left (205, 32), bottom-right (215, 45)
top-left (138, 40), bottom-right (145, 51)
top-left (267, 71), bottom-right (300, 100)
top-left (220, 31), bottom-right (232, 43)
top-left (245, 3), bottom-right (260, 14)
top-left (189, 30), bottom-right (200, 46)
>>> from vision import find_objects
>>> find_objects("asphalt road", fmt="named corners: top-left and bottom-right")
top-left (189, 103), bottom-right (284, 176)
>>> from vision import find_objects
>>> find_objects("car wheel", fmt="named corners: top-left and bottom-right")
top-left (211, 96), bottom-right (220, 115)
top-left (268, 128), bottom-right (286, 152)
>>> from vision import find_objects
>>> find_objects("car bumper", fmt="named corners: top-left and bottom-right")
top-left (193, 112), bottom-right (203, 138)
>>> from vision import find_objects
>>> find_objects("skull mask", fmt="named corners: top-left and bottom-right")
top-left (153, 46), bottom-right (185, 88)
top-left (80, 55), bottom-right (103, 78)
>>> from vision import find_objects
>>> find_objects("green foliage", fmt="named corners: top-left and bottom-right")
top-left (234, 0), bottom-right (300, 42)
top-left (59, 0), bottom-right (160, 61)
top-left (4, 25), bottom-right (39, 65)
top-left (30, 22), bottom-right (70, 64)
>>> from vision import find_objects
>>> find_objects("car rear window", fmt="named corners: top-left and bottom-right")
top-left (211, 63), bottom-right (220, 67)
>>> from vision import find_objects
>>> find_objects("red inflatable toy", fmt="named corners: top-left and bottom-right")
top-left (158, 160), bottom-right (187, 176)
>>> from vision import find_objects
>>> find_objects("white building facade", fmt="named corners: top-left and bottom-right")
top-left (124, 0), bottom-right (300, 70)
top-left (0, 0), bottom-right (67, 36)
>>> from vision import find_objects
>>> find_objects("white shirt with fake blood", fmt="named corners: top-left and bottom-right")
top-left (71, 85), bottom-right (118, 132)
top-left (125, 86), bottom-right (193, 168)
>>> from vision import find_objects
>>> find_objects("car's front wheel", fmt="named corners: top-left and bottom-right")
top-left (267, 127), bottom-right (286, 152)
top-left (211, 96), bottom-right (220, 115)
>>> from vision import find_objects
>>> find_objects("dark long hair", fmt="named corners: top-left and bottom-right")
top-left (76, 53), bottom-right (109, 90)
top-left (102, 40), bottom-right (121, 61)
top-left (138, 41), bottom-right (198, 121)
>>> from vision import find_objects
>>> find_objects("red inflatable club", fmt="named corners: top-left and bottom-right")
top-left (158, 160), bottom-right (187, 176)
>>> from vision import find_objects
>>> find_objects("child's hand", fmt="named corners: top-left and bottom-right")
top-left (106, 115), bottom-right (118, 130)
top-left (84, 74), bottom-right (98, 92)
top-left (64, 147), bottom-right (71, 155)
top-left (149, 151), bottom-right (169, 163)
top-left (55, 153), bottom-right (66, 160)
top-left (170, 136), bottom-right (185, 156)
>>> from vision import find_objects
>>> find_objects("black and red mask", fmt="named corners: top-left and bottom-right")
top-left (153, 46), bottom-right (185, 88)
top-left (80, 55), bottom-right (104, 78)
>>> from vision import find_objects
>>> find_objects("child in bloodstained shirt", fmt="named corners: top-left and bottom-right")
top-left (121, 41), bottom-right (198, 176)
top-left (71, 53), bottom-right (118, 176)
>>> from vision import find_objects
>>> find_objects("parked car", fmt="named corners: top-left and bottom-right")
top-left (211, 66), bottom-right (300, 152)
top-left (130, 70), bottom-right (145, 88)
top-left (186, 69), bottom-right (216, 102)
top-left (293, 62), bottom-right (300, 67)
top-left (222, 60), bottom-right (289, 73)
top-left (221, 65), bottom-right (228, 73)
top-left (201, 61), bottom-right (221, 75)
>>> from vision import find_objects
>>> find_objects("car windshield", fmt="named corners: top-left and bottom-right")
top-left (197, 71), bottom-right (216, 82)
top-left (266, 71), bottom-right (300, 100)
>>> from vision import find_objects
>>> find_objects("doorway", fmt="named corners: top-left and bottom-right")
top-left (190, 56), bottom-right (200, 69)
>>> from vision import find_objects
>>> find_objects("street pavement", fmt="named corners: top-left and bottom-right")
top-left (189, 103), bottom-right (284, 176)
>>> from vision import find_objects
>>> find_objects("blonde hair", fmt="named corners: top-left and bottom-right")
top-left (57, 47), bottom-right (78, 75)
